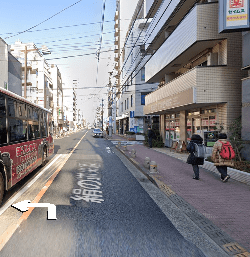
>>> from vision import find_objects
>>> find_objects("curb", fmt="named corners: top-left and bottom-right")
top-left (113, 145), bottom-right (250, 256)
top-left (115, 146), bottom-right (159, 188)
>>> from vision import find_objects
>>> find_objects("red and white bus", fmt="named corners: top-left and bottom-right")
top-left (0, 88), bottom-right (54, 204)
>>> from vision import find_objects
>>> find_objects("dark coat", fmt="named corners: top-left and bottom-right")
top-left (148, 129), bottom-right (155, 139)
top-left (187, 135), bottom-right (204, 165)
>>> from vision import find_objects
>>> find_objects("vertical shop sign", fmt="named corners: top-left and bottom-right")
top-left (219, 0), bottom-right (250, 32)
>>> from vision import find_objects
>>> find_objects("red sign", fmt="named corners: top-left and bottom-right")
top-left (229, 0), bottom-right (244, 8)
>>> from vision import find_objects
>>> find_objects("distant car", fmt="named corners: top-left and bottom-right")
top-left (92, 128), bottom-right (103, 138)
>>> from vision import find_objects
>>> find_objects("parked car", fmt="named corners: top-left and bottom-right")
top-left (92, 128), bottom-right (103, 138)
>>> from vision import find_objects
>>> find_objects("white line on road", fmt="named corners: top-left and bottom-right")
top-left (0, 154), bottom-right (62, 216)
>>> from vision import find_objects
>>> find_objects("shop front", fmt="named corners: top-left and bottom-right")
top-left (164, 106), bottom-right (223, 148)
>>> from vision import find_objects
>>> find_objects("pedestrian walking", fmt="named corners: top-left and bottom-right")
top-left (187, 134), bottom-right (205, 180)
top-left (147, 126), bottom-right (155, 148)
top-left (211, 133), bottom-right (235, 182)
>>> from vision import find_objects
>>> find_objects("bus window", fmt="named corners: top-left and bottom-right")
top-left (27, 106), bottom-right (33, 119)
top-left (0, 93), bottom-right (6, 116)
top-left (7, 98), bottom-right (15, 117)
top-left (40, 112), bottom-right (47, 138)
top-left (16, 102), bottom-right (26, 119)
top-left (0, 116), bottom-right (7, 145)
top-left (9, 119), bottom-right (27, 143)
top-left (33, 122), bottom-right (40, 139)
top-left (33, 109), bottom-right (39, 121)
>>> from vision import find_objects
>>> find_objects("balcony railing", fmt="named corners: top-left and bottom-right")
top-left (144, 65), bottom-right (239, 114)
top-left (145, 2), bottom-right (221, 82)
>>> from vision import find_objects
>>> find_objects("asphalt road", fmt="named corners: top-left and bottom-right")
top-left (0, 130), bottom-right (206, 257)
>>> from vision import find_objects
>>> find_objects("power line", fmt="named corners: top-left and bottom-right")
top-left (5, 0), bottom-right (84, 39)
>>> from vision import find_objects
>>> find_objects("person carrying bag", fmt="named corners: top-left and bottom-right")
top-left (186, 134), bottom-right (206, 180)
top-left (211, 133), bottom-right (235, 182)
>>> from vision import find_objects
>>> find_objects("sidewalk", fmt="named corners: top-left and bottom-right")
top-left (108, 134), bottom-right (250, 255)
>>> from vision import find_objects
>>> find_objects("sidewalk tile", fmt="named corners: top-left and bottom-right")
top-left (114, 142), bottom-right (250, 252)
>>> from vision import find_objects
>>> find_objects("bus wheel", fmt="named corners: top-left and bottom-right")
top-left (0, 173), bottom-right (4, 205)
top-left (42, 148), bottom-right (47, 166)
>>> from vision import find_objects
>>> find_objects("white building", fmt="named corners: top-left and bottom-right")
top-left (50, 64), bottom-right (64, 133)
top-left (0, 38), bottom-right (22, 95)
top-left (10, 40), bottom-right (53, 111)
top-left (114, 0), bottom-right (158, 134)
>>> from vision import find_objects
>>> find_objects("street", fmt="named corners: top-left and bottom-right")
top-left (0, 130), bottom-right (206, 257)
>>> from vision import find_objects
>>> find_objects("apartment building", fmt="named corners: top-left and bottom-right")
top-left (50, 64), bottom-right (64, 133)
top-left (115, 0), bottom-right (158, 134)
top-left (10, 41), bottom-right (53, 111)
top-left (0, 38), bottom-right (22, 95)
top-left (142, 0), bottom-right (245, 149)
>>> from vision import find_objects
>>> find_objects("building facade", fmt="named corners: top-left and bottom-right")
top-left (142, 0), bottom-right (245, 150)
top-left (50, 64), bottom-right (64, 133)
top-left (114, 0), bottom-right (158, 135)
top-left (0, 38), bottom-right (22, 95)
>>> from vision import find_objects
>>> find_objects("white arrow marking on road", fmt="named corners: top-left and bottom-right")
top-left (12, 200), bottom-right (57, 220)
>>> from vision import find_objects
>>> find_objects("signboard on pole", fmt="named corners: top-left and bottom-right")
top-left (219, 0), bottom-right (250, 33)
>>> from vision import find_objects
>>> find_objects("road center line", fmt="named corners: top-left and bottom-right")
top-left (0, 131), bottom-right (88, 252)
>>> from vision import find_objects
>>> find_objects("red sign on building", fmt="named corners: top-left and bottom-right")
top-left (229, 0), bottom-right (244, 8)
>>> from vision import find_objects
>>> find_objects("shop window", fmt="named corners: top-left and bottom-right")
top-left (175, 113), bottom-right (180, 118)
top-left (187, 118), bottom-right (192, 141)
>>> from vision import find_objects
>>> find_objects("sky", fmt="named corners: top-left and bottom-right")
top-left (0, 0), bottom-right (116, 125)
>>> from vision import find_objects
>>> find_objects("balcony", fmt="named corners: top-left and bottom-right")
top-left (145, 2), bottom-right (224, 83)
top-left (144, 66), bottom-right (242, 115)
top-left (145, 0), bottom-right (198, 51)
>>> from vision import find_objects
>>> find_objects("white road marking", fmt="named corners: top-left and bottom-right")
top-left (0, 154), bottom-right (62, 216)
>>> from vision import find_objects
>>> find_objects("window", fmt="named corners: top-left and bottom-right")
top-left (131, 95), bottom-right (133, 107)
top-left (9, 119), bottom-right (27, 143)
top-left (7, 98), bottom-right (15, 117)
top-left (125, 100), bottom-right (126, 110)
top-left (141, 67), bottom-right (145, 82)
top-left (121, 102), bottom-right (123, 112)
top-left (0, 116), bottom-right (7, 145)
top-left (141, 92), bottom-right (150, 105)
top-left (127, 98), bottom-right (129, 109)
top-left (0, 93), bottom-right (6, 117)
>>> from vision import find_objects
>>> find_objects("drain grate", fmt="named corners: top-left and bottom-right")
top-left (169, 195), bottom-right (196, 212)
top-left (223, 242), bottom-right (247, 256)
top-left (160, 184), bottom-right (175, 196)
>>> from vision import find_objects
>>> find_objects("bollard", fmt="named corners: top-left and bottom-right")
top-left (131, 149), bottom-right (136, 158)
top-left (123, 145), bottom-right (127, 151)
top-left (150, 161), bottom-right (157, 173)
top-left (144, 157), bottom-right (151, 169)
top-left (118, 141), bottom-right (121, 147)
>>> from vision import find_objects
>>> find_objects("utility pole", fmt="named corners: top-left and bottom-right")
top-left (21, 44), bottom-right (51, 98)
top-left (24, 46), bottom-right (27, 99)
top-left (101, 99), bottom-right (104, 131)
